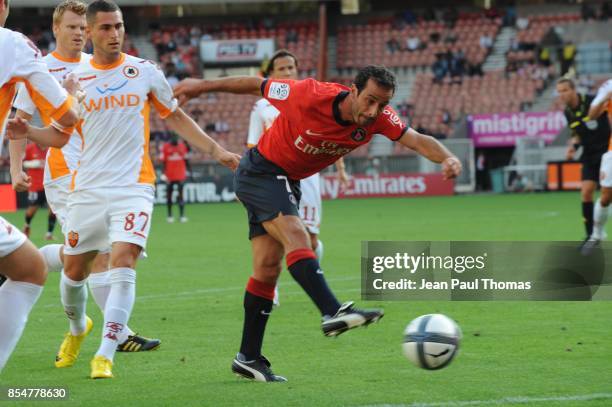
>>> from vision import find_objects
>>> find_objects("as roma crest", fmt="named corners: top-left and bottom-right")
top-left (351, 128), bottom-right (367, 142)
top-left (122, 65), bottom-right (139, 79)
top-left (68, 231), bottom-right (79, 248)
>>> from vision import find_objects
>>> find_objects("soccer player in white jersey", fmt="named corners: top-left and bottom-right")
top-left (9, 0), bottom-right (240, 379)
top-left (248, 50), bottom-right (348, 305)
top-left (588, 79), bottom-right (612, 243)
top-left (10, 0), bottom-right (160, 354)
top-left (0, 0), bottom-right (79, 374)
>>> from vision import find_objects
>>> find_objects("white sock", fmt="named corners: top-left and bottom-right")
top-left (96, 268), bottom-right (136, 361)
top-left (593, 200), bottom-right (609, 239)
top-left (60, 271), bottom-right (88, 336)
top-left (88, 270), bottom-right (134, 343)
top-left (315, 239), bottom-right (324, 262)
top-left (0, 280), bottom-right (43, 373)
top-left (39, 244), bottom-right (63, 273)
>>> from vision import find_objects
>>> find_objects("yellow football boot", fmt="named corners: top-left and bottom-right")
top-left (90, 355), bottom-right (113, 379)
top-left (54, 316), bottom-right (93, 368)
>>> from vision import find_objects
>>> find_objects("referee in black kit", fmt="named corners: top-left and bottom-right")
top-left (557, 78), bottom-right (611, 240)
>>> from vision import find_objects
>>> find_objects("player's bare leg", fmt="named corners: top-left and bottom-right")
top-left (55, 251), bottom-right (96, 368)
top-left (0, 240), bottom-right (47, 373)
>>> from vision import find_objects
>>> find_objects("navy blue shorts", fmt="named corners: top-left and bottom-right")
top-left (234, 148), bottom-right (301, 239)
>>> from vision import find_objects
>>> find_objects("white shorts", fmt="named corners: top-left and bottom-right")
top-left (63, 186), bottom-right (155, 255)
top-left (299, 173), bottom-right (322, 235)
top-left (45, 176), bottom-right (72, 235)
top-left (600, 151), bottom-right (612, 188)
top-left (0, 216), bottom-right (27, 257)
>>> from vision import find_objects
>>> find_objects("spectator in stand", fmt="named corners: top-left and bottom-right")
top-left (432, 53), bottom-right (449, 83)
top-left (467, 54), bottom-right (484, 76)
top-left (165, 62), bottom-right (179, 88)
top-left (538, 47), bottom-right (551, 67)
top-left (406, 35), bottom-right (420, 52)
top-left (286, 29), bottom-right (298, 44)
top-left (444, 29), bottom-right (458, 45)
top-left (386, 36), bottom-right (402, 54)
top-left (479, 33), bottom-right (493, 50)
top-left (581, 2), bottom-right (597, 20)
top-left (423, 7), bottom-right (436, 21)
top-left (561, 41), bottom-right (576, 76)
top-left (441, 109), bottom-right (452, 125)
top-left (516, 16), bottom-right (529, 30)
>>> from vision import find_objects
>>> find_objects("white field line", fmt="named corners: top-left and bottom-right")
top-left (358, 393), bottom-right (612, 407)
top-left (39, 275), bottom-right (362, 308)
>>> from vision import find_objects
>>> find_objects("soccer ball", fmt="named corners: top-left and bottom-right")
top-left (402, 314), bottom-right (462, 370)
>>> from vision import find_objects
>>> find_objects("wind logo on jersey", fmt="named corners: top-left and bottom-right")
top-left (83, 94), bottom-right (141, 112)
top-left (67, 231), bottom-right (79, 248)
top-left (96, 79), bottom-right (128, 94)
top-left (123, 65), bottom-right (139, 79)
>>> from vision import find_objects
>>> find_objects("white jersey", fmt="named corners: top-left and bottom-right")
top-left (13, 51), bottom-right (89, 186)
top-left (0, 27), bottom-right (72, 156)
top-left (592, 79), bottom-right (612, 110)
top-left (247, 98), bottom-right (279, 146)
top-left (71, 53), bottom-right (177, 191)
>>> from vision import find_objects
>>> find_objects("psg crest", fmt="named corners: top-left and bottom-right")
top-left (351, 128), bottom-right (367, 142)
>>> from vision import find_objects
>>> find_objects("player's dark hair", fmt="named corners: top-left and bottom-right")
top-left (557, 77), bottom-right (575, 89)
top-left (265, 49), bottom-right (298, 77)
top-left (86, 0), bottom-right (120, 24)
top-left (354, 65), bottom-right (396, 95)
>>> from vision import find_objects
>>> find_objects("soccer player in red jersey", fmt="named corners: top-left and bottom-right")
top-left (175, 66), bottom-right (462, 382)
top-left (160, 136), bottom-right (190, 223)
top-left (22, 142), bottom-right (57, 240)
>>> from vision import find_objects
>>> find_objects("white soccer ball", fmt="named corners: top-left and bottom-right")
top-left (402, 314), bottom-right (462, 370)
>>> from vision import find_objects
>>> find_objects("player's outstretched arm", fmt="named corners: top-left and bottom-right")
top-left (398, 128), bottom-right (462, 180)
top-left (8, 110), bottom-right (34, 192)
top-left (588, 89), bottom-right (612, 119)
top-left (174, 76), bottom-right (264, 105)
top-left (164, 108), bottom-right (241, 171)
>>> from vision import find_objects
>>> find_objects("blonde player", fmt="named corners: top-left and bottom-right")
top-left (589, 79), bottom-right (612, 242)
top-left (0, 0), bottom-right (79, 373)
top-left (10, 0), bottom-right (160, 354)
top-left (248, 50), bottom-right (348, 305)
top-left (10, 0), bottom-right (240, 379)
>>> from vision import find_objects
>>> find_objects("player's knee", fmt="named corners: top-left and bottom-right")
top-left (9, 245), bottom-right (48, 285)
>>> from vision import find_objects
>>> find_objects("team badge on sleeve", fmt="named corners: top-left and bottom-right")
top-left (268, 82), bottom-right (290, 100)
top-left (351, 128), bottom-right (367, 142)
top-left (67, 231), bottom-right (79, 248)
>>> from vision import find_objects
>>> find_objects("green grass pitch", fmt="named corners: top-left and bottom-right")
top-left (1, 192), bottom-right (611, 406)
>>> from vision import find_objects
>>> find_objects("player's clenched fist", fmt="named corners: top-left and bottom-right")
top-left (442, 157), bottom-right (462, 180)
top-left (174, 78), bottom-right (206, 105)
top-left (215, 150), bottom-right (242, 171)
top-left (6, 117), bottom-right (31, 140)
